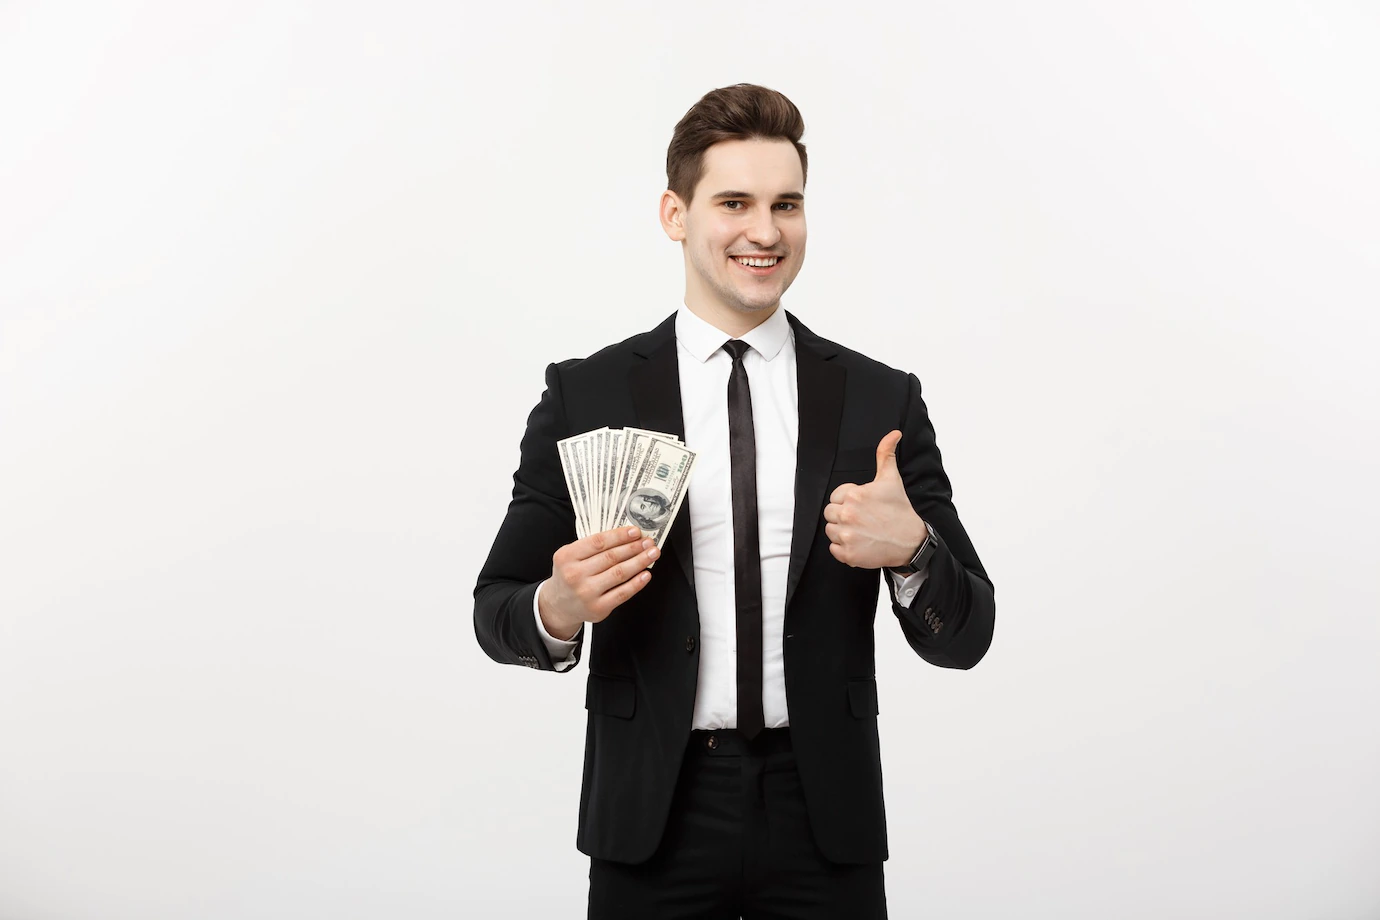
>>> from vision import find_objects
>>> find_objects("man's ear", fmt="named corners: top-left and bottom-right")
top-left (660, 190), bottom-right (687, 242)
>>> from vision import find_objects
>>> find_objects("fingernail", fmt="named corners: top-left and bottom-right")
top-left (628, 527), bottom-right (640, 537)
top-left (647, 547), bottom-right (659, 559)
top-left (642, 539), bottom-right (654, 549)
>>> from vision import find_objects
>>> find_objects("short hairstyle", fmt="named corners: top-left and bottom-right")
top-left (666, 83), bottom-right (808, 208)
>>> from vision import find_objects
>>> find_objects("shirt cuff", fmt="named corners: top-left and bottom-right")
top-left (886, 565), bottom-right (930, 609)
top-left (533, 579), bottom-right (582, 671)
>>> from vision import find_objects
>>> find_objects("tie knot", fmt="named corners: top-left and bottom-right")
top-left (722, 339), bottom-right (751, 361)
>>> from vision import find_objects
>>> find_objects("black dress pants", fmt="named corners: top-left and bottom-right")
top-left (588, 728), bottom-right (888, 919)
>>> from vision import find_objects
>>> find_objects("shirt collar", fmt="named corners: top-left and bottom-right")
top-left (675, 303), bottom-right (791, 364)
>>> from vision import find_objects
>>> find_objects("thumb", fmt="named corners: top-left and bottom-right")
top-left (873, 430), bottom-right (903, 483)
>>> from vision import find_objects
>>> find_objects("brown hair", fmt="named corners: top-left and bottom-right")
top-left (666, 83), bottom-right (808, 207)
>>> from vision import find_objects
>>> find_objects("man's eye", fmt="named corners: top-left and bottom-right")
top-left (723, 201), bottom-right (798, 211)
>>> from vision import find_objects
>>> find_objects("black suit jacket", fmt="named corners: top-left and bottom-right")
top-left (474, 310), bottom-right (995, 865)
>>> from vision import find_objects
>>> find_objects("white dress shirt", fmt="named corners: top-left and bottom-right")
top-left (532, 306), bottom-right (929, 729)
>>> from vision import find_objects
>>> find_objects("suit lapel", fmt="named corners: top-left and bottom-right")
top-left (783, 312), bottom-right (844, 615)
top-left (628, 313), bottom-right (698, 597)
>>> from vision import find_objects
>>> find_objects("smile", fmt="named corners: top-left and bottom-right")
top-left (730, 255), bottom-right (783, 275)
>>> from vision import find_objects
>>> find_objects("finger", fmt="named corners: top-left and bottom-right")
top-left (829, 482), bottom-right (860, 505)
top-left (571, 526), bottom-right (643, 562)
top-left (829, 542), bottom-right (851, 566)
top-left (594, 566), bottom-right (653, 616)
top-left (589, 543), bottom-right (660, 596)
top-left (822, 502), bottom-right (842, 525)
top-left (583, 537), bottom-right (656, 580)
top-left (824, 521), bottom-right (845, 544)
top-left (874, 430), bottom-right (902, 481)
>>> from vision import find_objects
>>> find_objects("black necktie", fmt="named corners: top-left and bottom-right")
top-left (723, 339), bottom-right (764, 740)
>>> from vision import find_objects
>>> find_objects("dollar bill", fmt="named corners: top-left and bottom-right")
top-left (556, 426), bottom-right (695, 550)
top-left (555, 436), bottom-right (588, 538)
top-left (607, 435), bottom-right (698, 565)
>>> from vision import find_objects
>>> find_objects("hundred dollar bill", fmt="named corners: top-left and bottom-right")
top-left (609, 435), bottom-right (698, 564)
top-left (557, 432), bottom-right (595, 538)
top-left (557, 426), bottom-right (693, 544)
top-left (590, 429), bottom-right (601, 532)
top-left (555, 436), bottom-right (588, 538)
top-left (610, 428), bottom-right (683, 526)
top-left (603, 429), bottom-right (623, 531)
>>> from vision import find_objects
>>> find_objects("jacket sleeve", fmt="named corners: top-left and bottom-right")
top-left (473, 361), bottom-right (585, 673)
top-left (883, 371), bottom-right (995, 670)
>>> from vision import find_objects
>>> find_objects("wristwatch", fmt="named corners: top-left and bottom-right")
top-left (891, 519), bottom-right (938, 576)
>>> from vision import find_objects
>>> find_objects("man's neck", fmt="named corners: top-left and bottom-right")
top-left (683, 300), bottom-right (779, 339)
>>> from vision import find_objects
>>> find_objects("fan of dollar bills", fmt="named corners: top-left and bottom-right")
top-left (557, 427), bottom-right (699, 563)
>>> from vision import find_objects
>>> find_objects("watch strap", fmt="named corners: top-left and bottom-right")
top-left (893, 520), bottom-right (937, 576)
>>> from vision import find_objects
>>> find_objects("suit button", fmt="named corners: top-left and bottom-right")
top-left (685, 636), bottom-right (696, 652)
top-left (706, 734), bottom-right (718, 750)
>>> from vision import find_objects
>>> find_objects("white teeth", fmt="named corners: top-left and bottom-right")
top-left (734, 256), bottom-right (779, 268)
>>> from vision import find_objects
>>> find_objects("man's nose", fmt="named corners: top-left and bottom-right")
top-left (745, 207), bottom-right (782, 247)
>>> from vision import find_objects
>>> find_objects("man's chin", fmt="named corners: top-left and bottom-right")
top-left (727, 292), bottom-right (781, 314)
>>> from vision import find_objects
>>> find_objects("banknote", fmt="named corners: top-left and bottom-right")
top-left (557, 427), bottom-right (693, 561)
top-left (606, 435), bottom-right (697, 565)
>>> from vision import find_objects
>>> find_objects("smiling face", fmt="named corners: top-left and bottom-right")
top-left (660, 138), bottom-right (806, 332)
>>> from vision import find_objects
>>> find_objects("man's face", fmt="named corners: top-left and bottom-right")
top-left (661, 138), bottom-right (807, 319)
top-left (632, 494), bottom-right (661, 518)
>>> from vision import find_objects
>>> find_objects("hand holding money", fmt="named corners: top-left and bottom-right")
top-left (544, 426), bottom-right (698, 638)
top-left (538, 527), bottom-right (661, 640)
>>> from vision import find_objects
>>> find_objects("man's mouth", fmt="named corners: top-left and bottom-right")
top-left (730, 255), bottom-right (784, 275)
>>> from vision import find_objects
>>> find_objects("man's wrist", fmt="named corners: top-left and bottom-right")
top-left (537, 583), bottom-right (583, 642)
top-left (890, 516), bottom-right (931, 573)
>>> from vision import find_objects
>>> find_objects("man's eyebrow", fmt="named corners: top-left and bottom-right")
top-left (709, 190), bottom-right (805, 201)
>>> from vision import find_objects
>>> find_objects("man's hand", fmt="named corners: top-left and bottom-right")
top-left (538, 527), bottom-right (659, 640)
top-left (823, 430), bottom-right (927, 569)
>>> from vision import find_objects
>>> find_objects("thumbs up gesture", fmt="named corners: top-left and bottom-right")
top-left (823, 430), bottom-right (929, 569)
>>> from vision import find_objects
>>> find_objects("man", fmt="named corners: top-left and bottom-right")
top-left (474, 83), bottom-right (995, 919)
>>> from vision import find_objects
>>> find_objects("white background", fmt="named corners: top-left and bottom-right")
top-left (2, 2), bottom-right (1377, 918)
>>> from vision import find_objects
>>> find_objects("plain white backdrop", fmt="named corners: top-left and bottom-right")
top-left (2, 1), bottom-right (1377, 918)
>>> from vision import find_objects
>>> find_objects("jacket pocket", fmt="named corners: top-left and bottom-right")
top-left (847, 677), bottom-right (880, 718)
top-left (585, 673), bottom-right (636, 719)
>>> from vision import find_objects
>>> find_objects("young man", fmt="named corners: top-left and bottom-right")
top-left (474, 83), bottom-right (995, 919)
